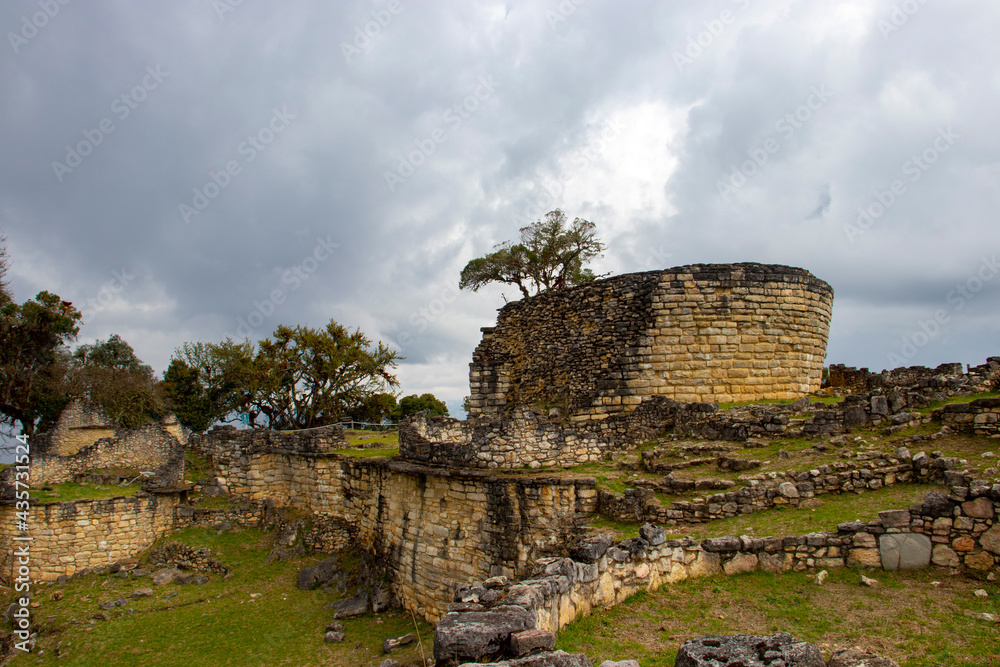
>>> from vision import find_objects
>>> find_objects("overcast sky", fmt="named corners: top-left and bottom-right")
top-left (2, 0), bottom-right (999, 417)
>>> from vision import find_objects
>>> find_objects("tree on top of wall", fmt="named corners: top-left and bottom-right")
top-left (459, 210), bottom-right (606, 298)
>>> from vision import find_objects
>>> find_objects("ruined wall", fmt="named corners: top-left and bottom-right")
top-left (469, 263), bottom-right (833, 419)
top-left (0, 493), bottom-right (180, 581)
top-left (188, 426), bottom-right (597, 621)
top-left (436, 486), bottom-right (999, 650)
top-left (28, 421), bottom-right (185, 487)
top-left (828, 362), bottom-right (969, 394)
top-left (934, 397), bottom-right (1000, 437)
top-left (32, 399), bottom-right (117, 458)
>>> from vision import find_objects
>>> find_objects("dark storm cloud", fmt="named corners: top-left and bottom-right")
top-left (1, 0), bottom-right (998, 410)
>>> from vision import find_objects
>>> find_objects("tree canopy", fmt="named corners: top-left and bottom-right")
top-left (0, 236), bottom-right (11, 306)
top-left (0, 291), bottom-right (81, 435)
top-left (459, 210), bottom-right (605, 298)
top-left (394, 393), bottom-right (449, 420)
top-left (167, 319), bottom-right (402, 431)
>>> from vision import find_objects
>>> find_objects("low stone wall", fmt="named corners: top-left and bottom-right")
top-left (828, 362), bottom-right (967, 394)
top-left (434, 487), bottom-right (999, 663)
top-left (188, 425), bottom-right (598, 621)
top-left (399, 398), bottom-right (801, 470)
top-left (0, 492), bottom-right (181, 581)
top-left (934, 397), bottom-right (1000, 437)
top-left (599, 448), bottom-right (965, 525)
top-left (20, 421), bottom-right (185, 487)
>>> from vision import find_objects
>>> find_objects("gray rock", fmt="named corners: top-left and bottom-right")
top-left (191, 575), bottom-right (210, 585)
top-left (877, 509), bottom-right (911, 528)
top-left (639, 523), bottom-right (667, 546)
top-left (328, 592), bottom-right (369, 619)
top-left (383, 632), bottom-right (416, 653)
top-left (433, 605), bottom-right (535, 665)
top-left (920, 491), bottom-right (954, 517)
top-left (510, 629), bottom-right (556, 656)
top-left (879, 533), bottom-right (931, 571)
top-left (131, 588), bottom-right (153, 598)
top-left (324, 630), bottom-right (345, 643)
top-left (151, 568), bottom-right (182, 586)
top-left (702, 536), bottom-right (741, 553)
top-left (296, 557), bottom-right (341, 590)
top-left (568, 534), bottom-right (614, 563)
top-left (870, 396), bottom-right (889, 416)
top-left (325, 621), bottom-right (344, 633)
top-left (372, 585), bottom-right (393, 613)
top-left (377, 660), bottom-right (400, 667)
top-left (911, 451), bottom-right (929, 468)
top-left (843, 406), bottom-right (869, 429)
top-left (827, 647), bottom-right (899, 667)
top-left (600, 661), bottom-right (641, 667)
top-left (675, 633), bottom-right (824, 667)
top-left (777, 482), bottom-right (800, 499)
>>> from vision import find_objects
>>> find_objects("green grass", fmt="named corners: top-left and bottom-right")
top-left (914, 390), bottom-right (1000, 416)
top-left (332, 446), bottom-right (399, 459)
top-left (344, 429), bottom-right (398, 447)
top-left (33, 481), bottom-right (141, 503)
top-left (718, 395), bottom-right (842, 410)
top-left (13, 527), bottom-right (433, 667)
top-left (587, 483), bottom-right (948, 543)
top-left (557, 568), bottom-right (1000, 666)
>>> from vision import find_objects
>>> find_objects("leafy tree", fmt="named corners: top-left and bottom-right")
top-left (160, 359), bottom-right (215, 432)
top-left (394, 393), bottom-right (449, 420)
top-left (168, 320), bottom-right (402, 430)
top-left (346, 392), bottom-right (398, 425)
top-left (0, 291), bottom-right (81, 435)
top-left (459, 210), bottom-right (605, 298)
top-left (69, 334), bottom-right (166, 429)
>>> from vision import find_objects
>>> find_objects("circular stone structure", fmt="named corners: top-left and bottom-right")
top-left (468, 263), bottom-right (834, 418)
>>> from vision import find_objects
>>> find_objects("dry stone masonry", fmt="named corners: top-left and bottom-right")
top-left (468, 263), bottom-right (833, 418)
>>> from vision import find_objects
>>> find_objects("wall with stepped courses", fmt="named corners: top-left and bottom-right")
top-left (468, 263), bottom-right (833, 419)
top-left (188, 426), bottom-right (597, 621)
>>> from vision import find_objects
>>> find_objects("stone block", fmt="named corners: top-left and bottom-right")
top-left (879, 534), bottom-right (931, 571)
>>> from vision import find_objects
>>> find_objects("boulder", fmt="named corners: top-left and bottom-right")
top-left (324, 631), bottom-right (345, 643)
top-left (328, 592), bottom-right (369, 619)
top-left (296, 557), bottom-right (341, 590)
top-left (151, 568), bottom-right (183, 586)
top-left (675, 634), bottom-right (824, 666)
top-left (919, 492), bottom-right (954, 517)
top-left (434, 605), bottom-right (535, 665)
top-left (460, 651), bottom-right (594, 667)
top-left (600, 662), bottom-right (640, 667)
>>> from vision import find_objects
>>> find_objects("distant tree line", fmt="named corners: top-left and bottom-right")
top-left (0, 239), bottom-right (448, 437)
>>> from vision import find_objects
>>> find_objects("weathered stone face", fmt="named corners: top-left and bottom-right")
top-left (468, 263), bottom-right (833, 418)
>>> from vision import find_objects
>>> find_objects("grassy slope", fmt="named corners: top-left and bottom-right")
top-left (12, 527), bottom-right (432, 667)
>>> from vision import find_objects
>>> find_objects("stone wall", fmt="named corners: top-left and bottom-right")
top-left (828, 361), bottom-right (970, 394)
top-left (469, 263), bottom-right (833, 418)
top-left (0, 492), bottom-right (180, 581)
top-left (188, 426), bottom-right (597, 621)
top-left (599, 448), bottom-right (967, 525)
top-left (434, 487), bottom-right (999, 663)
top-left (25, 420), bottom-right (186, 487)
top-left (31, 399), bottom-right (117, 458)
top-left (934, 397), bottom-right (1000, 437)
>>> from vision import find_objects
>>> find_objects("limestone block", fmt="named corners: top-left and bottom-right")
top-left (931, 544), bottom-right (960, 568)
top-left (879, 534), bottom-right (931, 571)
top-left (963, 551), bottom-right (995, 571)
